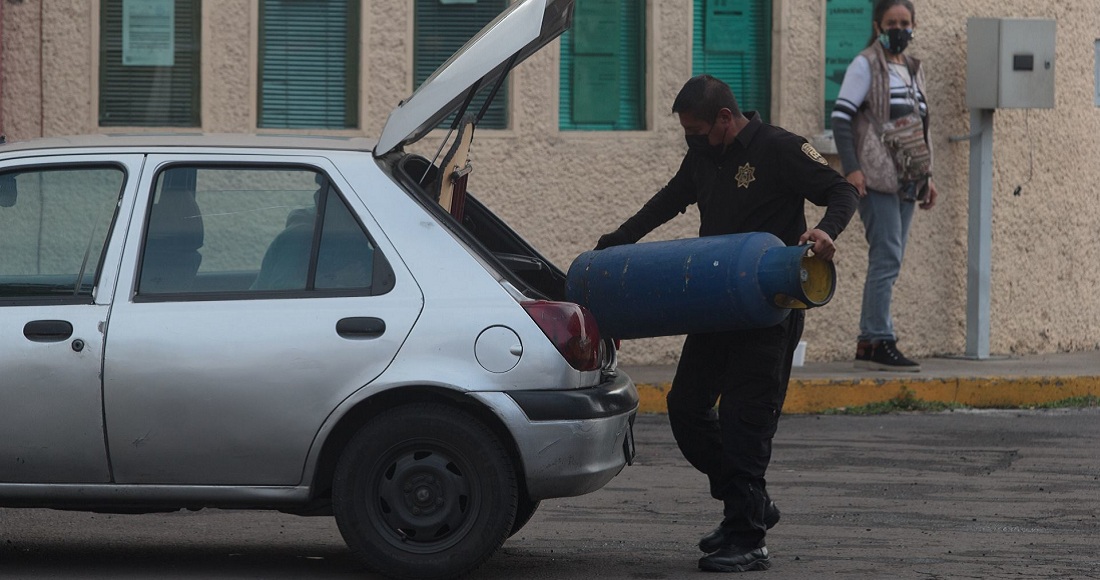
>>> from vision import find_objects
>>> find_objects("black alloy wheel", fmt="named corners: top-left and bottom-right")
top-left (333, 403), bottom-right (518, 579)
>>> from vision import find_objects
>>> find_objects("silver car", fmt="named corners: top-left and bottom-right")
top-left (0, 1), bottom-right (637, 578)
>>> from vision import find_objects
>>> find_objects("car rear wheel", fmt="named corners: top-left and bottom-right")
top-left (333, 403), bottom-right (517, 579)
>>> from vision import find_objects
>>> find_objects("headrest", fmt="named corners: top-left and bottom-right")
top-left (149, 189), bottom-right (204, 251)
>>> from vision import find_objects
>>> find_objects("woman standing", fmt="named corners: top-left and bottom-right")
top-left (832, 0), bottom-right (937, 371)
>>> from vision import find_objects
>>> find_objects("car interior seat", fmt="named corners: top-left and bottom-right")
top-left (251, 217), bottom-right (314, 291)
top-left (140, 182), bottom-right (204, 294)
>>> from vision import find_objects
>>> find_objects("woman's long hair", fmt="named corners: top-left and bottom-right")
top-left (866, 0), bottom-right (916, 47)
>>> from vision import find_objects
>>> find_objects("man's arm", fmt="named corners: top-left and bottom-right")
top-left (770, 134), bottom-right (857, 261)
top-left (809, 176), bottom-right (858, 243)
top-left (797, 175), bottom-right (857, 262)
top-left (595, 155), bottom-right (697, 249)
top-left (779, 136), bottom-right (858, 240)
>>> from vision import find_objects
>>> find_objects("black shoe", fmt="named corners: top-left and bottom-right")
top-left (854, 339), bottom-right (920, 372)
top-left (699, 546), bottom-right (770, 573)
top-left (698, 501), bottom-right (780, 554)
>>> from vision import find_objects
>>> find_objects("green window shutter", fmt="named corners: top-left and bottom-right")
top-left (691, 0), bottom-right (771, 121)
top-left (99, 0), bottom-right (201, 127)
top-left (414, 0), bottom-right (508, 130)
top-left (559, 0), bottom-right (646, 131)
top-left (259, 0), bottom-right (360, 129)
top-left (823, 0), bottom-right (873, 128)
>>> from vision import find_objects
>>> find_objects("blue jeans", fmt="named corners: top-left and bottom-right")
top-left (858, 189), bottom-right (916, 343)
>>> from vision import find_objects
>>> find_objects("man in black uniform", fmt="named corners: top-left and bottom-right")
top-left (595, 75), bottom-right (858, 573)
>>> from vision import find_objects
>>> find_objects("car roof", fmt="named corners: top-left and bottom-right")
top-left (0, 133), bottom-right (379, 155)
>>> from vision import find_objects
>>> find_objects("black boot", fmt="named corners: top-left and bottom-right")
top-left (854, 339), bottom-right (920, 372)
top-left (699, 545), bottom-right (770, 572)
top-left (698, 501), bottom-right (780, 554)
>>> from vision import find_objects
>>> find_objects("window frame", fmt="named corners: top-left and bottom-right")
top-left (133, 162), bottom-right (393, 303)
top-left (98, 0), bottom-right (203, 128)
top-left (1094, 40), bottom-right (1100, 107)
top-left (256, 0), bottom-right (361, 130)
top-left (0, 162), bottom-right (129, 306)
top-left (691, 0), bottom-right (772, 121)
top-left (558, 0), bottom-right (648, 131)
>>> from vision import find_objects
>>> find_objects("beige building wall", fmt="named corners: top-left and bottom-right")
top-left (2, 1), bottom-right (1098, 365)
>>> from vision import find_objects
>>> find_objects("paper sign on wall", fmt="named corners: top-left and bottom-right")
top-left (824, 0), bottom-right (871, 99)
top-left (705, 0), bottom-right (750, 54)
top-left (123, 0), bottom-right (175, 66)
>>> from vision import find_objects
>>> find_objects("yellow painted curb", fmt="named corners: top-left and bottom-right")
top-left (635, 376), bottom-right (1100, 414)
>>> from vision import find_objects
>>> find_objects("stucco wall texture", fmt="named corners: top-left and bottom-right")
top-left (2, 1), bottom-right (1098, 365)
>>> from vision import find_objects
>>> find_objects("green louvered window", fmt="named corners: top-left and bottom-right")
top-left (691, 0), bottom-right (771, 121)
top-left (259, 0), bottom-right (359, 129)
top-left (99, 0), bottom-right (201, 127)
top-left (415, 0), bottom-right (508, 129)
top-left (559, 0), bottom-right (646, 131)
top-left (824, 0), bottom-right (872, 128)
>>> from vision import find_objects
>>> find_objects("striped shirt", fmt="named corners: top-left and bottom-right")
top-left (832, 55), bottom-right (927, 123)
top-left (831, 54), bottom-right (928, 176)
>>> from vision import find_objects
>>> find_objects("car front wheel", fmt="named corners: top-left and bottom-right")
top-left (333, 403), bottom-right (518, 579)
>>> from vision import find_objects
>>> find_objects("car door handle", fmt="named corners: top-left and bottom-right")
top-left (336, 317), bottom-right (386, 339)
top-left (24, 320), bottom-right (74, 342)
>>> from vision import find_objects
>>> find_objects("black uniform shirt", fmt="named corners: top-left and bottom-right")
top-left (616, 113), bottom-right (858, 246)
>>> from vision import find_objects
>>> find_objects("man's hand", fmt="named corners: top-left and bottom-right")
top-left (799, 229), bottom-right (836, 261)
top-left (595, 229), bottom-right (631, 250)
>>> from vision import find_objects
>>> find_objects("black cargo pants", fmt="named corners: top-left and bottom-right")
top-left (665, 309), bottom-right (804, 550)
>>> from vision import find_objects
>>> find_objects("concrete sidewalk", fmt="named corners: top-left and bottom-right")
top-left (622, 349), bottom-right (1100, 413)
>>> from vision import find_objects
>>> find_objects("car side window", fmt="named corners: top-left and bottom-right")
top-left (0, 166), bottom-right (123, 303)
top-left (137, 165), bottom-right (393, 298)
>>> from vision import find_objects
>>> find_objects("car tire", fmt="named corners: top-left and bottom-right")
top-left (332, 403), bottom-right (518, 580)
top-left (509, 495), bottom-right (540, 537)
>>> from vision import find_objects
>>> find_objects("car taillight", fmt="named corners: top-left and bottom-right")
top-left (521, 301), bottom-right (602, 371)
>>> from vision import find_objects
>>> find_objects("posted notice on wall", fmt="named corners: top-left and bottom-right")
top-left (123, 0), bottom-right (175, 66)
top-left (825, 0), bottom-right (872, 102)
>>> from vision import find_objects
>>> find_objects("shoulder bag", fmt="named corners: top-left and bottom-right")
top-left (879, 64), bottom-right (931, 194)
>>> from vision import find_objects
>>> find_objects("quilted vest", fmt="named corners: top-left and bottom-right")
top-left (851, 41), bottom-right (933, 193)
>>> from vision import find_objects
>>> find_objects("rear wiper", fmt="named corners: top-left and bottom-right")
top-left (495, 253), bottom-right (544, 272)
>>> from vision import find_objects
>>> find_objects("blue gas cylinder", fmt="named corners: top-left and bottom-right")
top-left (565, 232), bottom-right (835, 339)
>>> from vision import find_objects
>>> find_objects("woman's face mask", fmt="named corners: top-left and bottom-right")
top-left (879, 28), bottom-right (913, 55)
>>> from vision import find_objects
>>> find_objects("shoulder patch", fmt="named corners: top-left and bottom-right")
top-left (801, 143), bottom-right (828, 165)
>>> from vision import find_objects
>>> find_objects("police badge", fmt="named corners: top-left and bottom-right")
top-left (802, 143), bottom-right (828, 165)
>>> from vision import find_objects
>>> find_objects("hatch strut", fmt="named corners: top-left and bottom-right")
top-left (474, 52), bottom-right (519, 123)
top-left (422, 81), bottom-right (480, 185)
top-left (422, 52), bottom-right (521, 185)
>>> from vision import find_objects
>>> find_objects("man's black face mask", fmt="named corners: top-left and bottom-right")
top-left (685, 134), bottom-right (712, 151)
top-left (879, 28), bottom-right (913, 55)
top-left (685, 119), bottom-right (726, 157)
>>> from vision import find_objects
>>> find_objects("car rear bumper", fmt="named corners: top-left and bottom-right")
top-left (470, 371), bottom-right (638, 500)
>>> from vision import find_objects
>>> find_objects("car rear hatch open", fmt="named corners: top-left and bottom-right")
top-left (374, 0), bottom-right (573, 157)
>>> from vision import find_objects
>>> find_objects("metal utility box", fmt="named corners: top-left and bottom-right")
top-left (966, 18), bottom-right (1056, 109)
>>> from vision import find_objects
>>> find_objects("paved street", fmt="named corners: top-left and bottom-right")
top-left (2, 410), bottom-right (1098, 579)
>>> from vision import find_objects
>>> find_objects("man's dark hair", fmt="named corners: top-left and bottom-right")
top-left (671, 74), bottom-right (741, 120)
